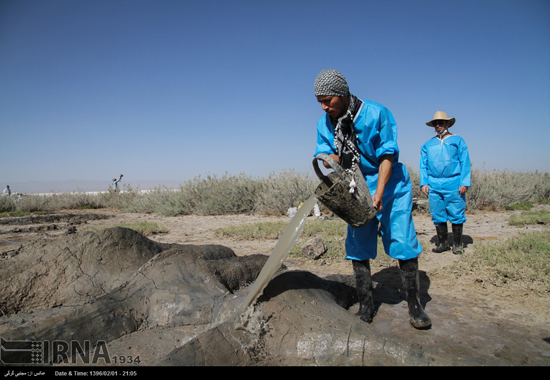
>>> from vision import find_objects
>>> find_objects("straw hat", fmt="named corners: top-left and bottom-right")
top-left (426, 111), bottom-right (455, 127)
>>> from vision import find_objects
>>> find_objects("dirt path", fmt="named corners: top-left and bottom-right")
top-left (1, 205), bottom-right (549, 365)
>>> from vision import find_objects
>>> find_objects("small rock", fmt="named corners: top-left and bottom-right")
top-left (301, 237), bottom-right (327, 260)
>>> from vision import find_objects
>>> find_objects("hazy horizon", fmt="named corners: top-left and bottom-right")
top-left (3, 178), bottom-right (184, 194)
top-left (5, 163), bottom-right (549, 195)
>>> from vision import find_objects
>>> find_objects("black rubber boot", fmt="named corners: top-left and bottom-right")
top-left (352, 260), bottom-right (375, 323)
top-left (452, 223), bottom-right (464, 254)
top-left (398, 258), bottom-right (432, 329)
top-left (432, 223), bottom-right (450, 253)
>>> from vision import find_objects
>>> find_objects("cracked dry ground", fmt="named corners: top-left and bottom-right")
top-left (0, 208), bottom-right (549, 366)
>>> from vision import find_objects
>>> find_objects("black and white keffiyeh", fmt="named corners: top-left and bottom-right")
top-left (332, 94), bottom-right (363, 193)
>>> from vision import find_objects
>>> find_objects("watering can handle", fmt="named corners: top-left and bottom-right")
top-left (313, 153), bottom-right (347, 186)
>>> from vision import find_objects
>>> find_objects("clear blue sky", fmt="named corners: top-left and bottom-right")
top-left (1, 0), bottom-right (549, 190)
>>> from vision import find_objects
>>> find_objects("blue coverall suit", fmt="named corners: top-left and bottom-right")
top-left (112, 178), bottom-right (122, 191)
top-left (419, 135), bottom-right (471, 226)
top-left (314, 100), bottom-right (422, 261)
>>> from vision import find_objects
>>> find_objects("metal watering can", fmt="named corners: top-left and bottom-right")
top-left (313, 153), bottom-right (378, 228)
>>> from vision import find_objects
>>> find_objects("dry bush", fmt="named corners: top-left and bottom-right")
top-left (253, 170), bottom-right (317, 215)
top-left (122, 170), bottom-right (315, 216)
top-left (407, 166), bottom-right (550, 212)
top-left (467, 169), bottom-right (550, 211)
top-left (2, 168), bottom-right (549, 216)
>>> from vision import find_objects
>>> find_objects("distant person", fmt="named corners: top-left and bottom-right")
top-left (420, 111), bottom-right (471, 254)
top-left (112, 174), bottom-right (123, 192)
top-left (3, 185), bottom-right (11, 197)
top-left (313, 69), bottom-right (431, 329)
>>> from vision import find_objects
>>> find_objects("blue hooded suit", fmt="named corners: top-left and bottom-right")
top-left (420, 135), bottom-right (471, 225)
top-left (315, 100), bottom-right (422, 261)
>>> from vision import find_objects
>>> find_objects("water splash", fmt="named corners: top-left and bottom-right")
top-left (235, 195), bottom-right (318, 319)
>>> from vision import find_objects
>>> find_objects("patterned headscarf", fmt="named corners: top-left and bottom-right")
top-left (314, 69), bottom-right (363, 193)
top-left (314, 69), bottom-right (350, 97)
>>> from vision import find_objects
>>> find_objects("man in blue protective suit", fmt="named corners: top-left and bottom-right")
top-left (112, 174), bottom-right (123, 192)
top-left (420, 111), bottom-right (471, 255)
top-left (313, 69), bottom-right (431, 329)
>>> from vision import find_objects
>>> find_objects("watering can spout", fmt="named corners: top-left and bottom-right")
top-left (313, 153), bottom-right (378, 228)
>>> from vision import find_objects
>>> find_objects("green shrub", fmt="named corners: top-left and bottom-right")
top-left (506, 203), bottom-right (533, 211)
top-left (509, 210), bottom-right (550, 226)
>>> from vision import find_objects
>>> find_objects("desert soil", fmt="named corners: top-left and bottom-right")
top-left (1, 204), bottom-right (550, 365)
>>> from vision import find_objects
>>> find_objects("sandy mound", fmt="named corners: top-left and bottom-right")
top-left (1, 227), bottom-right (163, 313)
top-left (0, 208), bottom-right (549, 366)
top-left (0, 227), bottom-right (454, 366)
top-left (0, 228), bottom-right (268, 365)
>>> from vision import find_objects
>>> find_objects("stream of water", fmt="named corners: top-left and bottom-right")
top-left (235, 194), bottom-right (318, 317)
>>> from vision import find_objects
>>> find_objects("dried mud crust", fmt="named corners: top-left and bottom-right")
top-left (1, 206), bottom-right (550, 365)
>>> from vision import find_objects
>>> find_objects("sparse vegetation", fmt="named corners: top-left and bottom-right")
top-left (215, 218), bottom-right (401, 268)
top-left (215, 221), bottom-right (291, 240)
top-left (508, 210), bottom-right (550, 226)
top-left (2, 168), bottom-right (549, 216)
top-left (0, 210), bottom-right (46, 218)
top-left (465, 169), bottom-right (550, 211)
top-left (1, 167), bottom-right (549, 297)
top-left (506, 203), bottom-right (533, 211)
top-left (446, 230), bottom-right (550, 295)
top-left (213, 210), bottom-right (549, 295)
